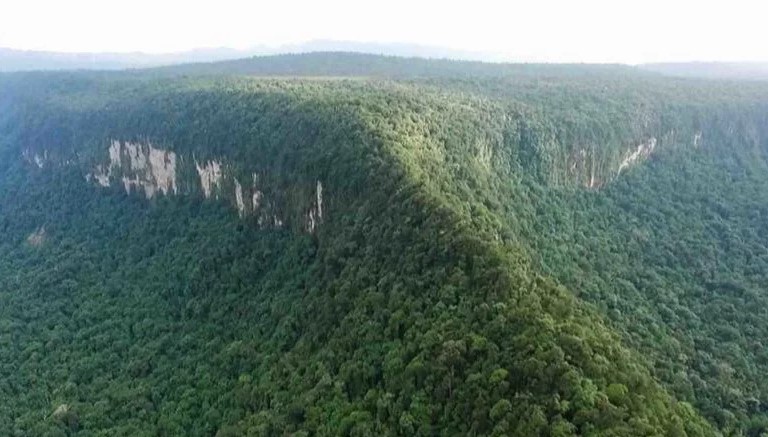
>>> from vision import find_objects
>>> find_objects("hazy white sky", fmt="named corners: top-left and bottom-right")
top-left (0, 0), bottom-right (765, 64)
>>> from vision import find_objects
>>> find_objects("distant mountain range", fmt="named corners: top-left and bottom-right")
top-left (3, 42), bottom-right (768, 81)
top-left (0, 46), bottom-right (253, 71)
top-left (640, 62), bottom-right (768, 80)
top-left (0, 40), bottom-right (504, 72)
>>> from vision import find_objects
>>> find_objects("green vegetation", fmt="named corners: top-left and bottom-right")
top-left (1, 53), bottom-right (768, 436)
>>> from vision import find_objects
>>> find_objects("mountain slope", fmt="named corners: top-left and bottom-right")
top-left (1, 57), bottom-right (768, 435)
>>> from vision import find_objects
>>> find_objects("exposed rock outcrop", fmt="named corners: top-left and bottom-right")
top-left (617, 137), bottom-right (657, 176)
top-left (91, 140), bottom-right (178, 198)
top-left (195, 160), bottom-right (222, 199)
top-left (87, 141), bottom-right (324, 232)
top-left (26, 226), bottom-right (46, 247)
top-left (307, 180), bottom-right (323, 233)
top-left (22, 148), bottom-right (48, 169)
top-left (234, 179), bottom-right (245, 217)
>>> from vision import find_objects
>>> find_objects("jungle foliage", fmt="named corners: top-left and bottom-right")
top-left (1, 54), bottom-right (768, 436)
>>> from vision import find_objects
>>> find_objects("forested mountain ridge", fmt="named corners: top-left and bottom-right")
top-left (145, 52), bottom-right (641, 79)
top-left (1, 54), bottom-right (768, 436)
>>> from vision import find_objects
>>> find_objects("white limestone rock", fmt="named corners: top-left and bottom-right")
top-left (195, 160), bottom-right (223, 198)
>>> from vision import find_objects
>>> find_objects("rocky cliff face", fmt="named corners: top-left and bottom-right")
top-left (558, 130), bottom-right (704, 189)
top-left (79, 139), bottom-right (324, 233)
top-left (24, 131), bottom-right (680, 233)
top-left (90, 140), bottom-right (179, 198)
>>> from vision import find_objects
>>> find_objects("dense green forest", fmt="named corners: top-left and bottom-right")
top-left (2, 53), bottom-right (768, 436)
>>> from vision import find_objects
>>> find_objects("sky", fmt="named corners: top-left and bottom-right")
top-left (0, 0), bottom-right (766, 64)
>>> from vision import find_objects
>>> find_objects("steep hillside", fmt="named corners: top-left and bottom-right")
top-left (2, 57), bottom-right (768, 436)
